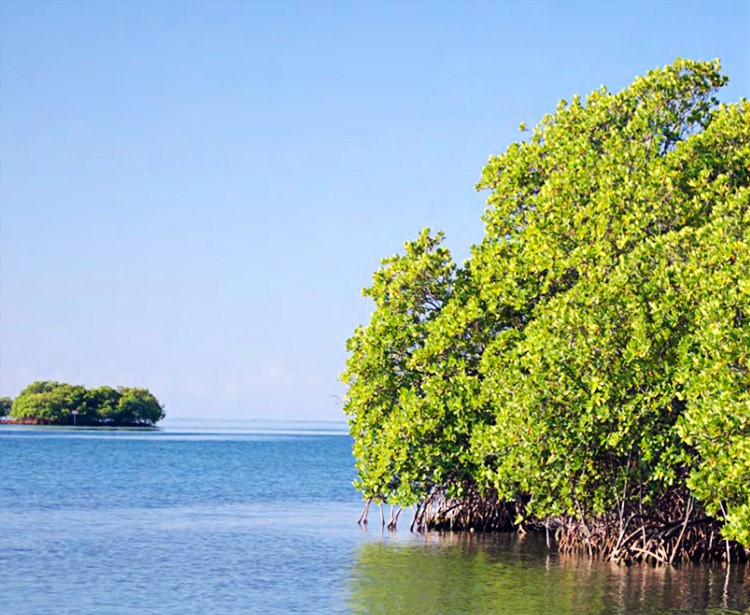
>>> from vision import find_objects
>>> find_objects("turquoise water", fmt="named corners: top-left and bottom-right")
top-left (1, 422), bottom-right (748, 614)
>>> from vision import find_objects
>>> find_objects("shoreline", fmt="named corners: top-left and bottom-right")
top-left (0, 419), bottom-right (159, 431)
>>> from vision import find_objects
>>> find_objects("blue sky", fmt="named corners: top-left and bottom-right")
top-left (1, 0), bottom-right (748, 421)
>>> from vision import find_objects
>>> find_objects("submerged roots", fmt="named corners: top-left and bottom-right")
top-left (555, 515), bottom-right (747, 565)
top-left (358, 487), bottom-right (749, 565)
top-left (411, 486), bottom-right (516, 533)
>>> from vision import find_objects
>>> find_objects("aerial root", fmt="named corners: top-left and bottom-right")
top-left (409, 485), bottom-right (516, 534)
top-left (357, 498), bottom-right (372, 526)
top-left (387, 506), bottom-right (403, 531)
top-left (363, 484), bottom-right (749, 564)
top-left (556, 498), bottom-right (748, 565)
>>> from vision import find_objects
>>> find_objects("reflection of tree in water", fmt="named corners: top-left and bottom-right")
top-left (348, 532), bottom-right (749, 614)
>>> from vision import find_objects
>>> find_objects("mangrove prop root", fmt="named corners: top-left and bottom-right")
top-left (550, 490), bottom-right (748, 565)
top-left (409, 485), bottom-right (517, 534)
top-left (357, 498), bottom-right (372, 526)
top-left (386, 506), bottom-right (403, 531)
top-left (363, 483), bottom-right (749, 565)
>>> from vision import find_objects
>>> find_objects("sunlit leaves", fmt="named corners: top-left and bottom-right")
top-left (343, 59), bottom-right (749, 546)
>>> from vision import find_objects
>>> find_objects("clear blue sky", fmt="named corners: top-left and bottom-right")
top-left (1, 0), bottom-right (748, 421)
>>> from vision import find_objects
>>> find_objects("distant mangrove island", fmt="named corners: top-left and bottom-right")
top-left (0, 381), bottom-right (165, 427)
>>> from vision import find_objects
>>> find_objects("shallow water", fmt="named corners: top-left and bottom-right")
top-left (1, 422), bottom-right (747, 614)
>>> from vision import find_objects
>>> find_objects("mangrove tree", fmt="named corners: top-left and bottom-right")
top-left (343, 58), bottom-right (750, 564)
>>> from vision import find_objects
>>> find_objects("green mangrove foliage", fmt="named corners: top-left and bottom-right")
top-left (8, 381), bottom-right (165, 426)
top-left (343, 59), bottom-right (750, 563)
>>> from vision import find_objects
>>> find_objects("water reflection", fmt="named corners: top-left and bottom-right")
top-left (349, 532), bottom-right (749, 614)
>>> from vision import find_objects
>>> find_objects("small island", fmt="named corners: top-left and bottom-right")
top-left (0, 381), bottom-right (165, 427)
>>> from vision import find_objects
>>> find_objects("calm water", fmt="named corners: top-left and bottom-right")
top-left (1, 420), bottom-right (748, 614)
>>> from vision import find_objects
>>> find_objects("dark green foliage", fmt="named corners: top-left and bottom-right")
top-left (343, 59), bottom-right (749, 556)
top-left (115, 387), bottom-right (165, 426)
top-left (0, 396), bottom-right (12, 417)
top-left (10, 381), bottom-right (165, 426)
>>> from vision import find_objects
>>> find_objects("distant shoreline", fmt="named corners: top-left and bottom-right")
top-left (0, 419), bottom-right (159, 431)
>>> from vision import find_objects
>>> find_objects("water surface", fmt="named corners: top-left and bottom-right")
top-left (1, 421), bottom-right (747, 613)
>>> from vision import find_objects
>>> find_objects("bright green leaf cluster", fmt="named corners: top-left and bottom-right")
top-left (343, 59), bottom-right (749, 548)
